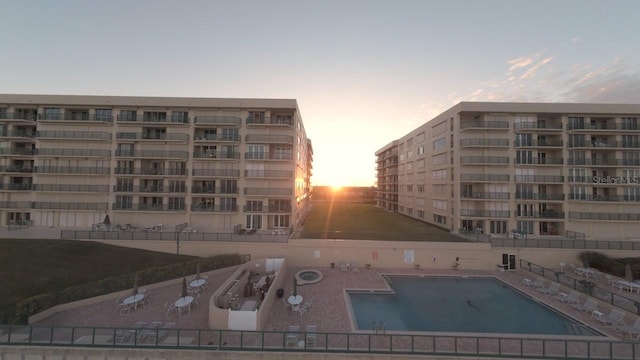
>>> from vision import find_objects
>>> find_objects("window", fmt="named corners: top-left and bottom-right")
top-left (625, 187), bottom-right (640, 201)
top-left (417, 184), bottom-right (424, 193)
top-left (171, 111), bottom-right (188, 123)
top-left (622, 117), bottom-right (639, 130)
top-left (219, 197), bottom-right (236, 211)
top-left (517, 221), bottom-right (534, 234)
top-left (568, 116), bottom-right (585, 130)
top-left (274, 214), bottom-right (289, 228)
top-left (274, 147), bottom-right (292, 160)
top-left (274, 114), bottom-right (293, 125)
top-left (168, 180), bottom-right (185, 193)
top-left (119, 110), bottom-right (137, 121)
top-left (116, 178), bottom-right (133, 192)
top-left (417, 210), bottom-right (424, 219)
top-left (433, 214), bottom-right (446, 224)
top-left (246, 200), bottom-right (263, 212)
top-left (433, 199), bottom-right (447, 209)
top-left (43, 108), bottom-right (60, 120)
top-left (248, 111), bottom-right (265, 123)
top-left (490, 221), bottom-right (507, 234)
top-left (69, 109), bottom-right (89, 120)
top-left (433, 137), bottom-right (446, 151)
top-left (515, 134), bottom-right (532, 146)
top-left (117, 143), bottom-right (134, 156)
top-left (247, 145), bottom-right (265, 159)
top-left (246, 214), bottom-right (262, 229)
top-left (269, 199), bottom-right (291, 211)
top-left (143, 111), bottom-right (167, 122)
top-left (516, 150), bottom-right (532, 164)
top-left (403, 249), bottom-right (414, 264)
top-left (168, 197), bottom-right (185, 210)
top-left (418, 146), bottom-right (424, 155)
top-left (220, 180), bottom-right (238, 194)
top-left (221, 128), bottom-right (239, 141)
top-left (115, 195), bottom-right (132, 209)
top-left (417, 132), bottom-right (425, 143)
top-left (95, 109), bottom-right (112, 121)
top-left (432, 169), bottom-right (447, 179)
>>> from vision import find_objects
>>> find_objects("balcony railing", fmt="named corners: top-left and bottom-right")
top-left (459, 138), bottom-right (509, 147)
top-left (191, 187), bottom-right (238, 194)
top-left (246, 117), bottom-right (294, 126)
top-left (515, 211), bottom-right (564, 219)
top-left (459, 209), bottom-right (510, 217)
top-left (34, 166), bottom-right (110, 175)
top-left (242, 205), bottom-right (292, 212)
top-left (116, 133), bottom-right (189, 142)
top-left (192, 151), bottom-right (240, 160)
top-left (32, 184), bottom-right (109, 192)
top-left (112, 185), bottom-right (187, 193)
top-left (32, 202), bottom-right (109, 210)
top-left (244, 152), bottom-right (293, 161)
top-left (35, 148), bottom-right (111, 157)
top-left (460, 174), bottom-right (510, 182)
top-left (193, 134), bottom-right (240, 142)
top-left (0, 201), bottom-right (32, 208)
top-left (568, 123), bottom-right (636, 130)
top-left (192, 169), bottom-right (240, 177)
top-left (568, 158), bottom-right (640, 166)
top-left (116, 115), bottom-right (189, 124)
top-left (461, 192), bottom-right (510, 200)
top-left (244, 170), bottom-right (293, 178)
top-left (0, 111), bottom-right (38, 121)
top-left (460, 156), bottom-right (509, 164)
top-left (515, 157), bottom-right (563, 165)
top-left (190, 204), bottom-right (237, 212)
top-left (194, 116), bottom-right (241, 125)
top-left (0, 183), bottom-right (31, 191)
top-left (38, 113), bottom-right (113, 123)
top-left (0, 165), bottom-right (33, 173)
top-left (514, 139), bottom-right (563, 147)
top-left (36, 131), bottom-right (112, 140)
top-left (569, 211), bottom-right (640, 221)
top-left (460, 121), bottom-right (509, 129)
top-left (515, 192), bottom-right (565, 200)
top-left (0, 148), bottom-right (35, 155)
top-left (514, 122), bottom-right (563, 130)
top-left (244, 188), bottom-right (292, 196)
top-left (0, 130), bottom-right (36, 138)
top-left (568, 194), bottom-right (640, 202)
top-left (245, 134), bottom-right (294, 144)
top-left (114, 168), bottom-right (188, 176)
top-left (514, 175), bottom-right (564, 183)
top-left (115, 150), bottom-right (189, 159)
top-left (112, 204), bottom-right (186, 211)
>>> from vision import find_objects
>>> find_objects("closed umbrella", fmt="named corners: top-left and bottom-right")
top-left (293, 277), bottom-right (297, 297)
top-left (625, 264), bottom-right (633, 282)
top-left (181, 277), bottom-right (188, 298)
top-left (196, 263), bottom-right (201, 280)
top-left (132, 275), bottom-right (139, 296)
top-left (103, 214), bottom-right (111, 225)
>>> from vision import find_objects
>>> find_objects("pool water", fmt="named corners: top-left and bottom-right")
top-left (348, 276), bottom-right (601, 336)
top-left (299, 271), bottom-right (320, 281)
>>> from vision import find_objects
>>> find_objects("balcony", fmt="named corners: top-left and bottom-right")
top-left (514, 139), bottom-right (563, 147)
top-left (0, 130), bottom-right (36, 138)
top-left (115, 150), bottom-right (189, 159)
top-left (0, 165), bottom-right (33, 173)
top-left (0, 201), bottom-right (32, 209)
top-left (194, 116), bottom-right (241, 125)
top-left (244, 152), bottom-right (293, 161)
top-left (460, 156), bottom-right (509, 165)
top-left (35, 148), bottom-right (111, 157)
top-left (245, 134), bottom-right (294, 144)
top-left (193, 151), bottom-right (240, 160)
top-left (569, 212), bottom-right (640, 221)
top-left (461, 192), bottom-right (510, 200)
top-left (515, 192), bottom-right (565, 200)
top-left (568, 194), bottom-right (640, 202)
top-left (190, 204), bottom-right (237, 212)
top-left (192, 169), bottom-right (240, 177)
top-left (114, 167), bottom-right (188, 176)
top-left (242, 205), bottom-right (292, 213)
top-left (0, 183), bottom-right (31, 191)
top-left (116, 133), bottom-right (189, 142)
top-left (460, 174), bottom-right (510, 182)
top-left (0, 148), bottom-right (35, 156)
top-left (460, 121), bottom-right (509, 130)
top-left (38, 113), bottom-right (113, 123)
top-left (514, 175), bottom-right (564, 183)
top-left (190, 187), bottom-right (238, 195)
top-left (246, 117), bottom-right (293, 126)
top-left (112, 185), bottom-right (187, 194)
top-left (32, 184), bottom-right (109, 192)
top-left (515, 211), bottom-right (564, 219)
top-left (515, 157), bottom-right (563, 165)
top-left (34, 166), bottom-right (110, 175)
top-left (193, 133), bottom-right (240, 142)
top-left (568, 123), bottom-right (633, 131)
top-left (37, 131), bottom-right (112, 141)
top-left (32, 202), bottom-right (109, 210)
top-left (0, 111), bottom-right (38, 121)
top-left (113, 204), bottom-right (186, 212)
top-left (459, 138), bottom-right (509, 147)
top-left (459, 209), bottom-right (510, 218)
top-left (244, 170), bottom-right (294, 178)
top-left (244, 188), bottom-right (292, 196)
top-left (568, 158), bottom-right (640, 166)
top-left (514, 122), bottom-right (563, 130)
top-left (116, 114), bottom-right (189, 124)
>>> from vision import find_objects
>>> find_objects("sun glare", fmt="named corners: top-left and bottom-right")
top-left (330, 184), bottom-right (343, 192)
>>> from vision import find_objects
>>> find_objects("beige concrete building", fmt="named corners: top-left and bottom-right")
top-left (0, 94), bottom-right (313, 233)
top-left (376, 102), bottom-right (640, 241)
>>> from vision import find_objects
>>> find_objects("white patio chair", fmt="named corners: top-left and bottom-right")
top-left (537, 282), bottom-right (560, 295)
top-left (596, 309), bottom-right (626, 327)
top-left (571, 298), bottom-right (599, 313)
top-left (306, 325), bottom-right (317, 347)
top-left (615, 318), bottom-right (640, 340)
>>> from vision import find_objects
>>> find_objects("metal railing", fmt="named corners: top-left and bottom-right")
top-left (519, 259), bottom-right (640, 315)
top-left (492, 238), bottom-right (640, 250)
top-left (59, 230), bottom-right (289, 243)
top-left (1, 324), bottom-right (638, 359)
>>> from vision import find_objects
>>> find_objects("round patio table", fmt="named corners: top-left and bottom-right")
top-left (122, 294), bottom-right (145, 308)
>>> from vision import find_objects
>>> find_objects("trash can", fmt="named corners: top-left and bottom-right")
top-left (277, 288), bottom-right (284, 298)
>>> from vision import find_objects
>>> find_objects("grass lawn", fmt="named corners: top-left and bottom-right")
top-left (0, 239), bottom-right (196, 324)
top-left (301, 201), bottom-right (468, 242)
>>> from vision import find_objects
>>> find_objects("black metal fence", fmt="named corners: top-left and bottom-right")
top-left (494, 238), bottom-right (640, 250)
top-left (1, 324), bottom-right (638, 359)
top-left (59, 230), bottom-right (289, 243)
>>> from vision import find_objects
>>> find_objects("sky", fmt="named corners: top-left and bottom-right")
top-left (1, 0), bottom-right (639, 187)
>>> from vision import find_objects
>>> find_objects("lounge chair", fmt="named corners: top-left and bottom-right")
top-left (571, 298), bottom-right (599, 313)
top-left (537, 282), bottom-right (560, 295)
top-left (615, 318), bottom-right (640, 341)
top-left (286, 325), bottom-right (300, 347)
top-left (351, 261), bottom-right (360, 272)
top-left (339, 261), bottom-right (348, 272)
top-left (554, 290), bottom-right (581, 305)
top-left (595, 309), bottom-right (626, 327)
top-left (523, 277), bottom-right (545, 288)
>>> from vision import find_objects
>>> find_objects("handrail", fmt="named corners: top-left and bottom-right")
top-left (0, 324), bottom-right (637, 358)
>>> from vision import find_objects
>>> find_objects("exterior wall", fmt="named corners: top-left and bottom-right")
top-left (376, 102), bottom-right (640, 241)
top-left (0, 94), bottom-right (313, 234)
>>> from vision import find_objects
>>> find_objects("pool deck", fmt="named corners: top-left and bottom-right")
top-left (32, 265), bottom-right (633, 341)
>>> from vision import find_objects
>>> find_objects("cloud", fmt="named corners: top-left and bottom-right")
top-left (507, 57), bottom-right (534, 72)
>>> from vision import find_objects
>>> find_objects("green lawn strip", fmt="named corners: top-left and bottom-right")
top-left (301, 202), bottom-right (467, 242)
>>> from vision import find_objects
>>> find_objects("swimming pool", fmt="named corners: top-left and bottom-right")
top-left (348, 276), bottom-right (602, 336)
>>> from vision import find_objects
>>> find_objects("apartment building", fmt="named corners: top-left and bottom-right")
top-left (0, 94), bottom-right (313, 233)
top-left (376, 102), bottom-right (640, 241)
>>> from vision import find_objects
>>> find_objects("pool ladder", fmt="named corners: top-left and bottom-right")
top-left (372, 320), bottom-right (386, 334)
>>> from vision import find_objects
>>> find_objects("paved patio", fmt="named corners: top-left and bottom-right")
top-left (31, 263), bottom-right (640, 344)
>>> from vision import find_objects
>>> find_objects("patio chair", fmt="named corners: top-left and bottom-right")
top-left (157, 322), bottom-right (176, 342)
top-left (537, 282), bottom-right (560, 295)
top-left (615, 318), bottom-right (640, 341)
top-left (166, 302), bottom-right (178, 317)
top-left (118, 303), bottom-right (134, 316)
top-left (351, 261), bottom-right (360, 272)
top-left (296, 302), bottom-right (311, 316)
top-left (340, 261), bottom-right (348, 272)
top-left (306, 325), bottom-right (317, 347)
top-left (571, 298), bottom-right (599, 313)
top-left (286, 325), bottom-right (300, 347)
top-left (554, 290), bottom-right (581, 305)
top-left (523, 277), bottom-right (545, 288)
top-left (595, 309), bottom-right (626, 327)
